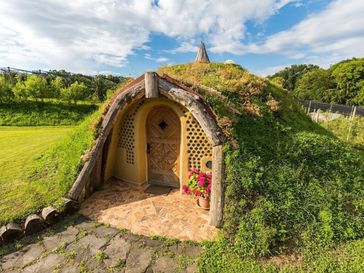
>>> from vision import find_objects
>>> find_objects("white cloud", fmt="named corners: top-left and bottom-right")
top-left (144, 53), bottom-right (153, 60)
top-left (1, 0), bottom-right (361, 73)
top-left (0, 0), bottom-right (150, 73)
top-left (156, 57), bottom-right (169, 63)
top-left (254, 64), bottom-right (293, 76)
top-left (166, 41), bottom-right (198, 54)
top-left (243, 0), bottom-right (364, 64)
top-left (144, 53), bottom-right (169, 63)
top-left (224, 59), bottom-right (235, 64)
top-left (0, 0), bottom-right (294, 72)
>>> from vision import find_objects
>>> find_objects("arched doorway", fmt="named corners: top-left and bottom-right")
top-left (146, 106), bottom-right (181, 188)
top-left (70, 72), bottom-right (224, 228)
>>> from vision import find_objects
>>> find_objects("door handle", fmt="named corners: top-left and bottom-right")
top-left (147, 143), bottom-right (150, 154)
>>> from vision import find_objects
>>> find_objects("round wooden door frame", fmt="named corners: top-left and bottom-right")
top-left (68, 73), bottom-right (225, 227)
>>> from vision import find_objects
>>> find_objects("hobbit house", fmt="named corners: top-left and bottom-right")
top-left (68, 44), bottom-right (225, 228)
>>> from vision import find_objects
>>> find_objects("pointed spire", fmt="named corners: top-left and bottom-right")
top-left (195, 41), bottom-right (210, 63)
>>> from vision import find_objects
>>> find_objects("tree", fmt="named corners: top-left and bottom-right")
top-left (269, 64), bottom-right (319, 92)
top-left (50, 76), bottom-right (65, 98)
top-left (270, 76), bottom-right (284, 88)
top-left (12, 76), bottom-right (28, 100)
top-left (61, 81), bottom-right (88, 103)
top-left (330, 58), bottom-right (364, 105)
top-left (0, 76), bottom-right (14, 102)
top-left (23, 75), bottom-right (49, 101)
top-left (93, 75), bottom-right (108, 101)
top-left (293, 68), bottom-right (336, 102)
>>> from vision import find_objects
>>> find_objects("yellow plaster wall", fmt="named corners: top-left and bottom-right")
top-left (105, 97), bottom-right (213, 189)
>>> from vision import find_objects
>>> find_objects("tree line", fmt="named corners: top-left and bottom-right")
top-left (268, 57), bottom-right (364, 106)
top-left (0, 69), bottom-right (128, 103)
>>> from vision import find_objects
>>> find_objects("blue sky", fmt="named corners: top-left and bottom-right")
top-left (0, 0), bottom-right (363, 76)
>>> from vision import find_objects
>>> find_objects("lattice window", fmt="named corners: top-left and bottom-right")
top-left (185, 112), bottom-right (213, 170)
top-left (117, 100), bottom-right (145, 164)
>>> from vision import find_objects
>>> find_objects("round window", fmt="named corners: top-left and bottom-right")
top-left (205, 160), bottom-right (212, 169)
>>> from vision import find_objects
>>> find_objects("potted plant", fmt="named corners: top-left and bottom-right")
top-left (182, 168), bottom-right (212, 210)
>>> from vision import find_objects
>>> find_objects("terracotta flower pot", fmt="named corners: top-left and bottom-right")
top-left (198, 197), bottom-right (210, 210)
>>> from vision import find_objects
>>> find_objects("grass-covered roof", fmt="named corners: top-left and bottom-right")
top-left (160, 62), bottom-right (364, 272)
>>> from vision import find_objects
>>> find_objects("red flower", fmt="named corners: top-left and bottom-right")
top-left (182, 185), bottom-right (190, 194)
top-left (194, 190), bottom-right (202, 196)
top-left (197, 173), bottom-right (206, 185)
top-left (197, 179), bottom-right (205, 187)
top-left (188, 168), bottom-right (199, 179)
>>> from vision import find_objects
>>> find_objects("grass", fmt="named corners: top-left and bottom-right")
top-left (319, 116), bottom-right (364, 149)
top-left (0, 105), bottom-right (101, 224)
top-left (199, 238), bottom-right (364, 272)
top-left (160, 63), bottom-right (364, 273)
top-left (0, 126), bottom-right (74, 224)
top-left (0, 100), bottom-right (98, 126)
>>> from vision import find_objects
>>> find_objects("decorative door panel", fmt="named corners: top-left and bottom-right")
top-left (147, 107), bottom-right (180, 188)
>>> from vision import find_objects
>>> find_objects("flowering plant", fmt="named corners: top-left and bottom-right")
top-left (182, 168), bottom-right (212, 199)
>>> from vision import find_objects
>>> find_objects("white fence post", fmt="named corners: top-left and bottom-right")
top-left (346, 106), bottom-right (357, 142)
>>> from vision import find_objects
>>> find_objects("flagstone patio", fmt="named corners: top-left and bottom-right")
top-left (80, 179), bottom-right (218, 242)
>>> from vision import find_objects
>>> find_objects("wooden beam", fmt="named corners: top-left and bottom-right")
top-left (159, 78), bottom-right (224, 146)
top-left (67, 80), bottom-right (145, 200)
top-left (209, 145), bottom-right (224, 227)
top-left (145, 72), bottom-right (159, 98)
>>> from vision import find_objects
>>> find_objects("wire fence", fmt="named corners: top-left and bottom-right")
top-left (298, 100), bottom-right (363, 143)
top-left (299, 100), bottom-right (364, 116)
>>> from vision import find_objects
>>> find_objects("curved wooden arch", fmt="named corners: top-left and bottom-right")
top-left (68, 72), bottom-right (224, 227)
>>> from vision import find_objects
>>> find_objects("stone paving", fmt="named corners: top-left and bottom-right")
top-left (81, 180), bottom-right (218, 242)
top-left (0, 215), bottom-right (201, 273)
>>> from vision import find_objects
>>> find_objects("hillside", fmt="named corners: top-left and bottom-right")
top-left (0, 101), bottom-right (99, 126)
top-left (159, 63), bottom-right (364, 272)
top-left (1, 63), bottom-right (363, 272)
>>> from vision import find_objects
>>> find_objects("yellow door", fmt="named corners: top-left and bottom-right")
top-left (147, 106), bottom-right (180, 188)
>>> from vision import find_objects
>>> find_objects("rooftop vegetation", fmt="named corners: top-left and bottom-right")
top-left (160, 62), bottom-right (364, 272)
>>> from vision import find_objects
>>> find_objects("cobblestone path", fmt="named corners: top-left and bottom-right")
top-left (0, 215), bottom-right (201, 273)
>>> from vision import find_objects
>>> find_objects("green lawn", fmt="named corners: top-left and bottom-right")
top-left (0, 126), bottom-right (74, 223)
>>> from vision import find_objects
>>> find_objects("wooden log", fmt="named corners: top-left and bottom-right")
top-left (68, 80), bottom-right (145, 201)
top-left (63, 198), bottom-right (80, 214)
top-left (100, 129), bottom-right (113, 185)
top-left (0, 223), bottom-right (23, 242)
top-left (41, 206), bottom-right (60, 225)
top-left (24, 214), bottom-right (44, 235)
top-left (159, 78), bottom-right (224, 146)
top-left (145, 72), bottom-right (159, 98)
top-left (209, 145), bottom-right (224, 227)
